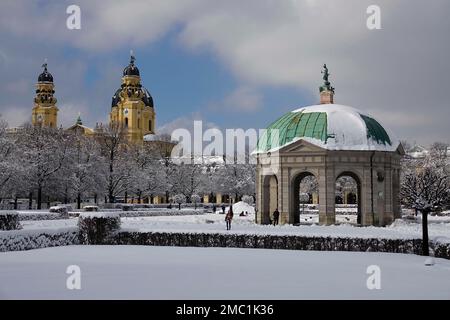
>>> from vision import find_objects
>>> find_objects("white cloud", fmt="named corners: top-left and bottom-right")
top-left (1, 0), bottom-right (449, 144)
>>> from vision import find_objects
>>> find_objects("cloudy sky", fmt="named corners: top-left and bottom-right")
top-left (0, 0), bottom-right (449, 145)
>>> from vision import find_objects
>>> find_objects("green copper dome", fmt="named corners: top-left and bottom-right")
top-left (255, 104), bottom-right (398, 153)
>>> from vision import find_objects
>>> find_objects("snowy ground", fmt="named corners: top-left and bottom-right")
top-left (0, 245), bottom-right (449, 299)
top-left (11, 211), bottom-right (450, 241)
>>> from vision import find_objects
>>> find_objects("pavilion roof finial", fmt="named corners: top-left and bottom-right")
top-left (319, 64), bottom-right (335, 104)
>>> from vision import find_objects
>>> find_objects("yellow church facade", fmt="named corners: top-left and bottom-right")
top-left (33, 55), bottom-right (156, 145)
top-left (25, 55), bottom-right (238, 206)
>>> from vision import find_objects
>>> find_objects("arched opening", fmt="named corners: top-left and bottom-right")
top-left (137, 118), bottom-right (141, 129)
top-left (149, 119), bottom-right (152, 131)
top-left (291, 172), bottom-right (318, 225)
top-left (335, 172), bottom-right (361, 224)
top-left (124, 117), bottom-right (129, 128)
top-left (262, 175), bottom-right (278, 224)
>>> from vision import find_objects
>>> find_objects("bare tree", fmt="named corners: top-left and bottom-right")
top-left (17, 125), bottom-right (70, 209)
top-left (97, 123), bottom-right (130, 203)
top-left (401, 157), bottom-right (450, 256)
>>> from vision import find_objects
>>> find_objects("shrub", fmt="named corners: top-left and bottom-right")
top-left (49, 206), bottom-right (69, 218)
top-left (0, 212), bottom-right (22, 230)
top-left (78, 212), bottom-right (121, 244)
top-left (83, 205), bottom-right (99, 212)
top-left (121, 204), bottom-right (134, 211)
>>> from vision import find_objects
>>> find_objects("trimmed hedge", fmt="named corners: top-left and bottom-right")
top-left (433, 241), bottom-right (450, 259)
top-left (0, 228), bottom-right (79, 252)
top-left (0, 212), bottom-right (22, 230)
top-left (112, 231), bottom-right (424, 255)
top-left (78, 213), bottom-right (121, 245)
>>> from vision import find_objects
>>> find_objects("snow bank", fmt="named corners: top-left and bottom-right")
top-left (217, 201), bottom-right (255, 215)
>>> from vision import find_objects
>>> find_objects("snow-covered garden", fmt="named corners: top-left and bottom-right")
top-left (1, 245), bottom-right (450, 299)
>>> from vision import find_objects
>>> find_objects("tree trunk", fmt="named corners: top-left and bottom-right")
top-left (77, 193), bottom-right (81, 210)
top-left (178, 203), bottom-right (181, 210)
top-left (94, 194), bottom-right (98, 204)
top-left (422, 210), bottom-right (430, 256)
top-left (138, 191), bottom-right (142, 204)
top-left (37, 186), bottom-right (42, 209)
top-left (28, 192), bottom-right (33, 210)
top-left (125, 191), bottom-right (128, 203)
top-left (47, 196), bottom-right (50, 209)
top-left (14, 196), bottom-right (18, 210)
top-left (195, 202), bottom-right (197, 210)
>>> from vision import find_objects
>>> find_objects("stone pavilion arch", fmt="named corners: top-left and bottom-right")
top-left (290, 170), bottom-right (319, 225)
top-left (335, 171), bottom-right (362, 224)
top-left (254, 65), bottom-right (404, 227)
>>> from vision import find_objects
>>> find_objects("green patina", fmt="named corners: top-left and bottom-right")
top-left (256, 111), bottom-right (328, 152)
top-left (359, 114), bottom-right (392, 146)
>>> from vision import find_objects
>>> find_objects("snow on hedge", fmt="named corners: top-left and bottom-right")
top-left (79, 212), bottom-right (120, 219)
top-left (0, 212), bottom-right (21, 230)
top-left (0, 227), bottom-right (79, 252)
top-left (78, 212), bottom-right (121, 244)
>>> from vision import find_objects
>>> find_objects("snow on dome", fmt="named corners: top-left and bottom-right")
top-left (255, 103), bottom-right (400, 153)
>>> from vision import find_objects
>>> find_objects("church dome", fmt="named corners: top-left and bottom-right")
top-left (255, 104), bottom-right (400, 153)
top-left (123, 53), bottom-right (140, 76)
top-left (38, 63), bottom-right (53, 82)
top-left (111, 87), bottom-right (154, 108)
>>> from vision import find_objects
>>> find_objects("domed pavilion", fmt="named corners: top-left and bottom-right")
top-left (254, 65), bottom-right (404, 226)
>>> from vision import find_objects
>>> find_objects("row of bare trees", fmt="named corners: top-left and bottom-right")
top-left (0, 118), bottom-right (255, 209)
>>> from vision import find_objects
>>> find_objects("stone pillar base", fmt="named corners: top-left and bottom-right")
top-left (362, 212), bottom-right (374, 226)
top-left (319, 213), bottom-right (335, 225)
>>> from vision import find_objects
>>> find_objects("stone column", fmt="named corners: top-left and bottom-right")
top-left (318, 166), bottom-right (335, 225)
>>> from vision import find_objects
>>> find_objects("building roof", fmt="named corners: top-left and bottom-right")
top-left (255, 104), bottom-right (400, 153)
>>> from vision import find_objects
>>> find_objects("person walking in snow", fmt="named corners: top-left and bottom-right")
top-left (273, 208), bottom-right (280, 226)
top-left (221, 204), bottom-right (226, 214)
top-left (225, 206), bottom-right (234, 230)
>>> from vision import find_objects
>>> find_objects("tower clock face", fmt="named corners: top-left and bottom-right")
top-left (37, 114), bottom-right (43, 121)
top-left (123, 108), bottom-right (129, 115)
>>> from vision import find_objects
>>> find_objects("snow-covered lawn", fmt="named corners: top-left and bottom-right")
top-left (11, 211), bottom-right (450, 241)
top-left (0, 245), bottom-right (449, 299)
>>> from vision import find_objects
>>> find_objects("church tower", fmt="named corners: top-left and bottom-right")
top-left (32, 61), bottom-right (58, 128)
top-left (110, 53), bottom-right (156, 143)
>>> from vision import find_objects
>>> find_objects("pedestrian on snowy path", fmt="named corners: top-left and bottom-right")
top-left (225, 207), bottom-right (234, 230)
top-left (273, 208), bottom-right (280, 226)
